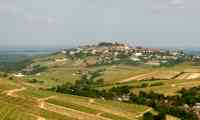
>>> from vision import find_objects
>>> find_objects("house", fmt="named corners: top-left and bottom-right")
top-left (61, 50), bottom-right (67, 54)
top-left (115, 95), bottom-right (130, 102)
top-left (135, 53), bottom-right (143, 57)
top-left (69, 51), bottom-right (76, 55)
top-left (160, 60), bottom-right (168, 64)
top-left (85, 58), bottom-right (97, 66)
top-left (113, 58), bottom-right (121, 61)
top-left (194, 103), bottom-right (200, 109)
top-left (114, 52), bottom-right (119, 56)
top-left (91, 50), bottom-right (97, 55)
top-left (35, 73), bottom-right (41, 76)
top-left (55, 58), bottom-right (67, 62)
top-left (107, 42), bottom-right (130, 52)
top-left (14, 73), bottom-right (25, 77)
top-left (145, 60), bottom-right (160, 66)
top-left (130, 56), bottom-right (141, 62)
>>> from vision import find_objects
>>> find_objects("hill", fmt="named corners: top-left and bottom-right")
top-left (2, 44), bottom-right (200, 119)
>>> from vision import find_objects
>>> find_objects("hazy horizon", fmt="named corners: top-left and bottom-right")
top-left (1, 0), bottom-right (200, 48)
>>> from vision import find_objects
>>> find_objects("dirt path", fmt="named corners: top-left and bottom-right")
top-left (2, 87), bottom-right (26, 97)
top-left (3, 87), bottom-right (47, 120)
top-left (38, 96), bottom-right (57, 102)
top-left (44, 102), bottom-right (112, 120)
top-left (118, 72), bottom-right (157, 83)
top-left (96, 112), bottom-right (103, 117)
top-left (37, 116), bottom-right (46, 120)
top-left (175, 73), bottom-right (200, 80)
top-left (31, 114), bottom-right (46, 120)
top-left (2, 87), bottom-right (112, 120)
top-left (135, 108), bottom-right (153, 118)
top-left (37, 96), bottom-right (111, 120)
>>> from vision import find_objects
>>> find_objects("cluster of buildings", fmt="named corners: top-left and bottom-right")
top-left (61, 42), bottom-right (186, 66)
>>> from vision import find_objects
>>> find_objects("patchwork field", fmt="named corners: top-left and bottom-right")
top-left (131, 79), bottom-right (200, 96)
top-left (175, 72), bottom-right (200, 80)
top-left (0, 78), bottom-right (155, 120)
top-left (101, 65), bottom-right (154, 84)
top-left (25, 67), bottom-right (81, 87)
top-left (1, 59), bottom-right (199, 120)
top-left (25, 58), bottom-right (200, 86)
top-left (17, 88), bottom-right (150, 120)
top-left (22, 61), bottom-right (200, 97)
top-left (100, 76), bottom-right (200, 96)
top-left (98, 63), bottom-right (195, 84)
top-left (117, 70), bottom-right (181, 83)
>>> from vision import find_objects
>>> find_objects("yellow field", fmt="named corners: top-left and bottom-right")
top-left (130, 79), bottom-right (200, 96)
top-left (18, 88), bottom-right (150, 120)
top-left (0, 77), bottom-right (153, 120)
top-left (101, 65), bottom-right (154, 83)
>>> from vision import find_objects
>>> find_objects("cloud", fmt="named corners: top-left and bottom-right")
top-left (25, 15), bottom-right (65, 25)
top-left (148, 0), bottom-right (187, 15)
top-left (0, 1), bottom-right (64, 25)
top-left (169, 0), bottom-right (185, 8)
top-left (0, 3), bottom-right (18, 16)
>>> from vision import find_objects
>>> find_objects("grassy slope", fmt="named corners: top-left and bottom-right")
top-left (7, 53), bottom-right (200, 120)
top-left (1, 54), bottom-right (197, 120)
top-left (131, 79), bottom-right (200, 96)
top-left (96, 62), bottom-right (200, 96)
top-left (0, 77), bottom-right (152, 120)
top-left (23, 53), bottom-right (83, 86)
top-left (24, 53), bottom-right (200, 95)
top-left (18, 88), bottom-right (149, 120)
top-left (0, 79), bottom-right (75, 120)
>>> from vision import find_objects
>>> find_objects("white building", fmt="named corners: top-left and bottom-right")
top-left (61, 50), bottom-right (67, 54)
top-left (14, 73), bottom-right (25, 77)
top-left (55, 58), bottom-right (67, 62)
top-left (130, 56), bottom-right (141, 62)
top-left (145, 60), bottom-right (160, 66)
top-left (135, 53), bottom-right (143, 57)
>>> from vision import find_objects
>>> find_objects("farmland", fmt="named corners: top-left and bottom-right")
top-left (17, 87), bottom-right (150, 120)
top-left (20, 57), bottom-right (200, 96)
top-left (1, 49), bottom-right (200, 120)
top-left (96, 63), bottom-right (200, 96)
top-left (0, 77), bottom-right (153, 120)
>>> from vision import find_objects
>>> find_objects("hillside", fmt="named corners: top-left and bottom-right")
top-left (1, 44), bottom-right (200, 119)
top-left (0, 76), bottom-right (152, 120)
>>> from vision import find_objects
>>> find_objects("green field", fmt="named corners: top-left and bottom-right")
top-left (18, 88), bottom-right (149, 120)
top-left (0, 77), bottom-right (154, 120)
top-left (100, 78), bottom-right (200, 96)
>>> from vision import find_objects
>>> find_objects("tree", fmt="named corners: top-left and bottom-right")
top-left (143, 112), bottom-right (154, 120)
top-left (154, 112), bottom-right (166, 120)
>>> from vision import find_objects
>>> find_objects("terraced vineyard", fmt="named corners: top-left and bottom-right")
top-left (17, 88), bottom-right (150, 120)
top-left (0, 87), bottom-right (76, 119)
top-left (0, 78), bottom-right (152, 120)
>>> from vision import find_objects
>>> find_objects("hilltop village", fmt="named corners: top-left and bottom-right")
top-left (60, 42), bottom-right (187, 67)
top-left (17, 42), bottom-right (200, 78)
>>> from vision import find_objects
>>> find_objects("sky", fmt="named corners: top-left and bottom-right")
top-left (0, 0), bottom-right (200, 48)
